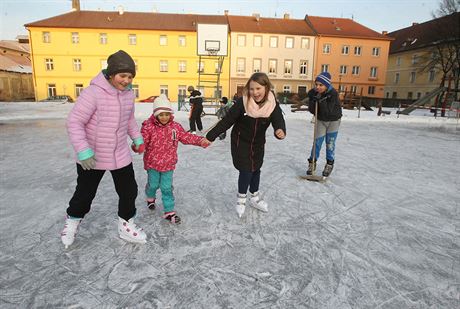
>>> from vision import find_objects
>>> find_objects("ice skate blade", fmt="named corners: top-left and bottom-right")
top-left (119, 234), bottom-right (147, 244)
top-left (299, 175), bottom-right (327, 182)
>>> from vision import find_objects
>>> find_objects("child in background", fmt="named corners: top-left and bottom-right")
top-left (62, 50), bottom-right (147, 248)
top-left (187, 86), bottom-right (204, 134)
top-left (215, 96), bottom-right (231, 140)
top-left (141, 95), bottom-right (210, 224)
top-left (203, 73), bottom-right (286, 218)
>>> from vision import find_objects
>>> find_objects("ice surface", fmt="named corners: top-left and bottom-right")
top-left (0, 102), bottom-right (459, 308)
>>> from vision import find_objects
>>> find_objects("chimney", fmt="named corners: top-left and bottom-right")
top-left (412, 22), bottom-right (418, 26)
top-left (252, 13), bottom-right (260, 22)
top-left (283, 13), bottom-right (290, 19)
top-left (118, 5), bottom-right (124, 15)
top-left (224, 10), bottom-right (229, 16)
top-left (72, 0), bottom-right (80, 11)
top-left (382, 30), bottom-right (388, 35)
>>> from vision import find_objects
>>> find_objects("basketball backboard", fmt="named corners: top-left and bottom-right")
top-left (197, 23), bottom-right (228, 56)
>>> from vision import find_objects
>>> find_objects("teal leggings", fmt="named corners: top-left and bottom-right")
top-left (145, 169), bottom-right (174, 212)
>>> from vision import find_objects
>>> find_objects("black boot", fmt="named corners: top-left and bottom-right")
top-left (322, 160), bottom-right (334, 177)
top-left (306, 159), bottom-right (316, 175)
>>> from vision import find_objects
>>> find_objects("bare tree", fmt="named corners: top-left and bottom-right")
top-left (432, 0), bottom-right (460, 18)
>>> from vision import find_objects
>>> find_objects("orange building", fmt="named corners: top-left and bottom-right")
top-left (306, 16), bottom-right (392, 98)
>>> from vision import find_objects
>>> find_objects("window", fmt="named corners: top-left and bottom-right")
top-left (339, 85), bottom-right (346, 93)
top-left (178, 60), bottom-right (187, 72)
top-left (284, 60), bottom-right (292, 75)
top-left (253, 35), bottom-right (262, 47)
top-left (42, 32), bottom-right (51, 43)
top-left (386, 92), bottom-right (390, 98)
top-left (178, 85), bottom-right (187, 98)
top-left (75, 84), bottom-right (84, 97)
top-left (411, 54), bottom-right (418, 64)
top-left (253, 58), bottom-right (261, 73)
top-left (301, 37), bottom-right (309, 49)
top-left (132, 84), bottom-right (139, 98)
top-left (283, 85), bottom-right (291, 93)
top-left (407, 92), bottom-right (413, 99)
top-left (47, 84), bottom-right (56, 97)
top-left (339, 65), bottom-right (347, 75)
top-left (128, 34), bottom-right (137, 45)
top-left (396, 57), bottom-right (401, 66)
top-left (341, 45), bottom-right (349, 55)
top-left (134, 60), bottom-right (138, 72)
top-left (370, 67), bottom-right (377, 78)
top-left (394, 72), bottom-right (400, 83)
top-left (71, 32), bottom-right (79, 44)
top-left (160, 85), bottom-right (168, 97)
top-left (368, 86), bottom-right (375, 95)
top-left (323, 44), bottom-right (331, 54)
top-left (321, 64), bottom-right (329, 72)
top-left (214, 86), bottom-right (222, 98)
top-left (299, 60), bottom-right (308, 75)
top-left (160, 60), bottom-right (168, 72)
top-left (354, 46), bottom-right (362, 55)
top-left (429, 69), bottom-right (435, 82)
top-left (298, 86), bottom-right (307, 95)
top-left (269, 59), bottom-right (277, 74)
top-left (45, 58), bottom-right (54, 71)
top-left (237, 58), bottom-right (245, 73)
top-left (73, 59), bottom-right (81, 71)
top-left (352, 65), bottom-right (360, 75)
top-left (100, 60), bottom-right (107, 70)
top-left (285, 37), bottom-right (294, 49)
top-left (99, 33), bottom-right (107, 44)
top-left (410, 71), bottom-right (416, 83)
top-left (237, 34), bottom-right (246, 47)
top-left (269, 36), bottom-right (278, 48)
top-left (392, 92), bottom-right (397, 98)
top-left (159, 35), bottom-right (168, 46)
top-left (350, 85), bottom-right (357, 94)
top-left (372, 47), bottom-right (380, 56)
top-left (197, 61), bottom-right (204, 73)
top-left (417, 92), bottom-right (422, 99)
top-left (178, 35), bottom-right (186, 47)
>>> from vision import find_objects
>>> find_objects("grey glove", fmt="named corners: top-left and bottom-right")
top-left (80, 156), bottom-right (96, 170)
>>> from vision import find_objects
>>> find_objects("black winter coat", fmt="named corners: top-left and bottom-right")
top-left (308, 88), bottom-right (342, 121)
top-left (206, 98), bottom-right (286, 172)
top-left (189, 90), bottom-right (203, 106)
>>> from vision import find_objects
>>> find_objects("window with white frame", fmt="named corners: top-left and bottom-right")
top-left (253, 58), bottom-right (261, 73)
top-left (354, 46), bottom-right (362, 55)
top-left (178, 85), bottom-right (187, 98)
top-left (417, 92), bottom-right (422, 99)
top-left (269, 59), bottom-right (277, 73)
top-left (340, 65), bottom-right (347, 75)
top-left (178, 60), bottom-right (187, 72)
top-left (197, 61), bottom-right (204, 73)
top-left (407, 92), bottom-right (413, 99)
top-left (160, 60), bottom-right (168, 72)
top-left (370, 67), bottom-right (377, 78)
top-left (298, 86), bottom-right (307, 95)
top-left (132, 84), bottom-right (139, 98)
top-left (341, 45), bottom-right (349, 55)
top-left (159, 35), bottom-right (168, 46)
top-left (323, 43), bottom-right (331, 54)
top-left (71, 32), bottom-right (79, 44)
top-left (99, 33), bottom-right (107, 44)
top-left (339, 85), bottom-right (346, 93)
top-left (253, 35), bottom-right (262, 47)
top-left (350, 85), bottom-right (357, 94)
top-left (352, 65), bottom-right (360, 75)
top-left (128, 34), bottom-right (137, 45)
top-left (372, 47), bottom-right (380, 56)
top-left (73, 59), bottom-right (81, 71)
top-left (134, 60), bottom-right (138, 72)
top-left (368, 86), bottom-right (375, 95)
top-left (285, 37), bottom-right (294, 49)
top-left (42, 31), bottom-right (51, 43)
top-left (237, 58), bottom-right (245, 73)
top-left (178, 35), bottom-right (186, 47)
top-left (269, 36), bottom-right (278, 48)
top-left (410, 71), bottom-right (416, 83)
top-left (283, 85), bottom-right (291, 93)
top-left (75, 84), bottom-right (84, 97)
top-left (301, 37), bottom-right (309, 49)
top-left (160, 85), bottom-right (168, 97)
top-left (299, 60), bottom-right (307, 75)
top-left (321, 64), bottom-right (329, 72)
top-left (47, 84), bottom-right (56, 97)
top-left (45, 58), bottom-right (54, 71)
top-left (100, 60), bottom-right (107, 70)
top-left (394, 72), bottom-right (400, 83)
top-left (237, 34), bottom-right (246, 47)
top-left (396, 57), bottom-right (401, 66)
top-left (428, 69), bottom-right (435, 82)
top-left (284, 60), bottom-right (292, 74)
top-left (411, 54), bottom-right (418, 64)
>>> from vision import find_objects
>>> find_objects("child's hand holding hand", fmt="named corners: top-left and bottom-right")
top-left (131, 143), bottom-right (145, 154)
top-left (201, 138), bottom-right (212, 148)
top-left (275, 129), bottom-right (285, 139)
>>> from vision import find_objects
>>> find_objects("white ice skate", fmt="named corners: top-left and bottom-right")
top-left (236, 193), bottom-right (247, 218)
top-left (249, 192), bottom-right (268, 212)
top-left (118, 217), bottom-right (147, 244)
top-left (61, 216), bottom-right (82, 249)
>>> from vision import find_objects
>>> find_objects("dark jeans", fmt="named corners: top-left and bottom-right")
top-left (67, 163), bottom-right (138, 221)
top-left (189, 104), bottom-right (203, 131)
top-left (238, 170), bottom-right (261, 195)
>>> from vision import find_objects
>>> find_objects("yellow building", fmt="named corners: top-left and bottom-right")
top-left (25, 9), bottom-right (230, 102)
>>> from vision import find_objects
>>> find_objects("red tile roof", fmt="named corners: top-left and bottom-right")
top-left (25, 10), bottom-right (228, 32)
top-left (0, 53), bottom-right (32, 73)
top-left (227, 15), bottom-right (315, 35)
top-left (306, 16), bottom-right (390, 40)
top-left (0, 40), bottom-right (30, 53)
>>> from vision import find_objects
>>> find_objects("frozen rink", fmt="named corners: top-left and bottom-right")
top-left (0, 102), bottom-right (459, 308)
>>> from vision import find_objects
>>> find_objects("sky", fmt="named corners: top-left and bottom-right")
top-left (0, 0), bottom-right (441, 40)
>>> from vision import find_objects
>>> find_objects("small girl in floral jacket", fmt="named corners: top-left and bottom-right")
top-left (141, 94), bottom-right (210, 223)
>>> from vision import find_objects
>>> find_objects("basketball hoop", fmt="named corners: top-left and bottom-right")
top-left (206, 48), bottom-right (219, 56)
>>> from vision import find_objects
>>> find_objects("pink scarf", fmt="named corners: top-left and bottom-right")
top-left (242, 91), bottom-right (276, 118)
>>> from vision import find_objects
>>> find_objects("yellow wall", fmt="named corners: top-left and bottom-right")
top-left (27, 27), bottom-right (230, 101)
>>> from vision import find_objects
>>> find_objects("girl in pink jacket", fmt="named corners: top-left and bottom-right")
top-left (61, 50), bottom-right (147, 249)
top-left (141, 95), bottom-right (210, 224)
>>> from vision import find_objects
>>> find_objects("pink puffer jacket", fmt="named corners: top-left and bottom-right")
top-left (66, 72), bottom-right (142, 170)
top-left (141, 114), bottom-right (204, 172)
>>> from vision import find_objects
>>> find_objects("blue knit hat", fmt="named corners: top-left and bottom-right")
top-left (315, 72), bottom-right (332, 89)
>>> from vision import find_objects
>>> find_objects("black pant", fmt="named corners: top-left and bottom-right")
top-left (238, 170), bottom-right (261, 195)
top-left (67, 163), bottom-right (138, 221)
top-left (189, 104), bottom-right (203, 132)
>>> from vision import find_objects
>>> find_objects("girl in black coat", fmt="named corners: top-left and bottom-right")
top-left (205, 73), bottom-right (286, 218)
